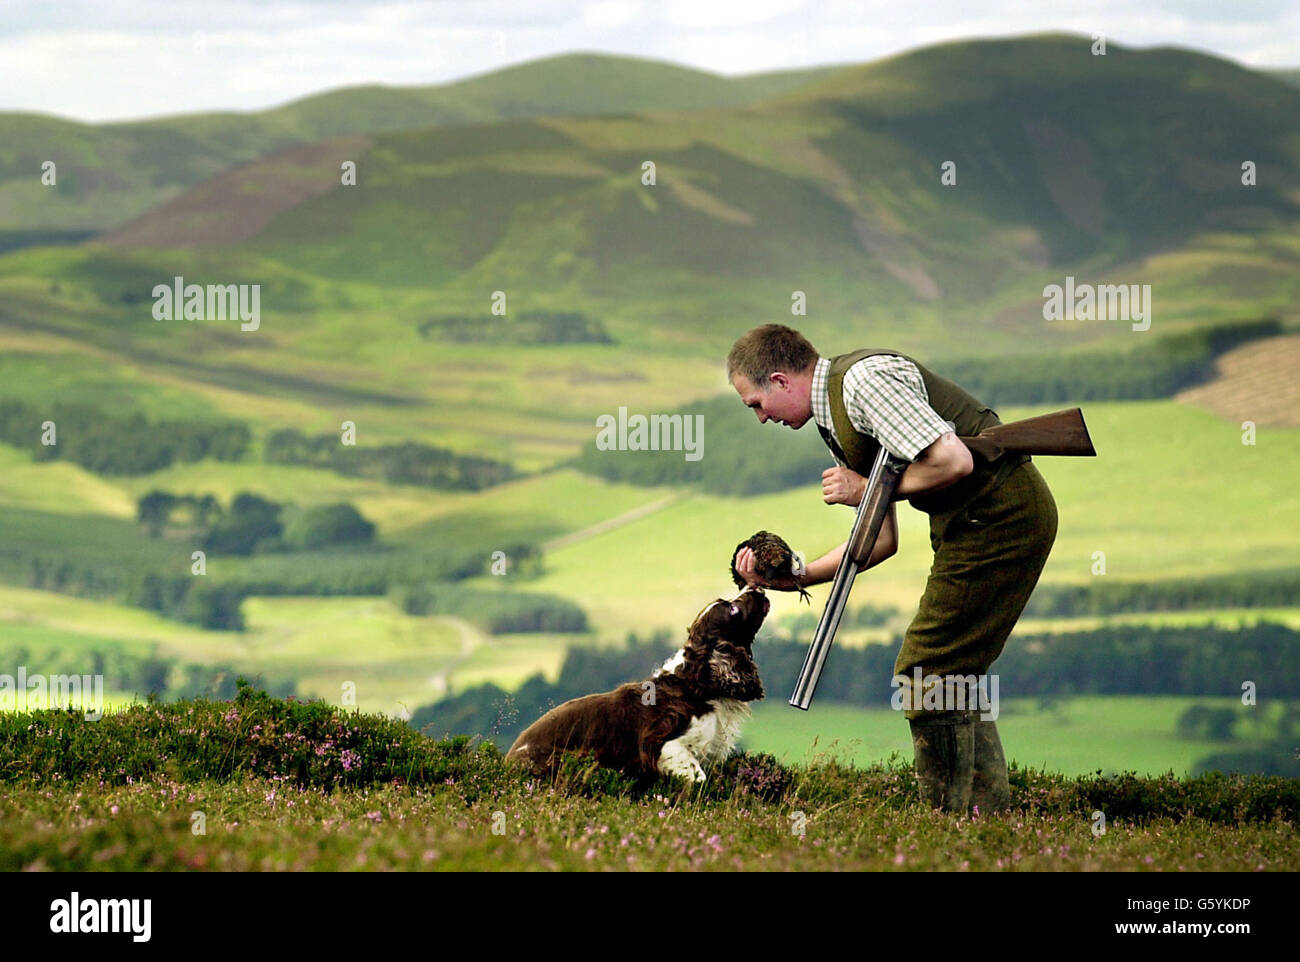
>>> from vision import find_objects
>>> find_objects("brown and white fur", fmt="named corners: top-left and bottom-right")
top-left (506, 587), bottom-right (768, 783)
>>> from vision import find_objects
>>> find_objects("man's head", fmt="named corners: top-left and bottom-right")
top-left (727, 324), bottom-right (819, 429)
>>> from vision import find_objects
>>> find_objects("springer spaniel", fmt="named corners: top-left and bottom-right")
top-left (506, 586), bottom-right (768, 783)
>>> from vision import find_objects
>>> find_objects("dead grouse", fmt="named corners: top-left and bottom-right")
top-left (730, 530), bottom-right (811, 604)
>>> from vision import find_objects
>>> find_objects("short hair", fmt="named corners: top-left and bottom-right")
top-left (726, 324), bottom-right (818, 389)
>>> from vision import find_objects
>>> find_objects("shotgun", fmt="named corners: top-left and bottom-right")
top-left (957, 407), bottom-right (1096, 460)
top-left (789, 444), bottom-right (906, 710)
top-left (788, 407), bottom-right (1096, 710)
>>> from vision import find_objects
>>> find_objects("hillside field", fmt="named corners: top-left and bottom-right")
top-left (1, 35), bottom-right (1297, 811)
top-left (1, 396), bottom-right (1297, 773)
top-left (740, 695), bottom-right (1285, 777)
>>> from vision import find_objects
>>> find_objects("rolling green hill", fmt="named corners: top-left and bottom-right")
top-left (0, 53), bottom-right (840, 238)
top-left (94, 34), bottom-right (1300, 317)
top-left (1, 34), bottom-right (1295, 476)
top-left (1268, 69), bottom-right (1300, 89)
top-left (1, 35), bottom-right (1297, 772)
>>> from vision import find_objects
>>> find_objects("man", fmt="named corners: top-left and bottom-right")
top-left (727, 324), bottom-right (1058, 814)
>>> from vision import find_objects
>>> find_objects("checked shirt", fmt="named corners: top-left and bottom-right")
top-left (809, 354), bottom-right (954, 465)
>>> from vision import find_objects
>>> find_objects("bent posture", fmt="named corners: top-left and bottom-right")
top-left (728, 324), bottom-right (1058, 813)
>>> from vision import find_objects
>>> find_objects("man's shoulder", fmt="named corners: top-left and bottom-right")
top-left (841, 351), bottom-right (925, 378)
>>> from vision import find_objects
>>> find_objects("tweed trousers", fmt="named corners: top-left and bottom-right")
top-left (894, 459), bottom-right (1058, 720)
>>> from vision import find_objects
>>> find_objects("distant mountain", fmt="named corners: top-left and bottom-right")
top-left (95, 34), bottom-right (1300, 314)
top-left (0, 54), bottom-right (840, 238)
top-left (2, 34), bottom-right (1297, 471)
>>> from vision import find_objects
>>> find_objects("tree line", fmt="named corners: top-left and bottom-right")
top-left (934, 317), bottom-right (1281, 407)
top-left (139, 490), bottom-right (377, 555)
top-left (409, 621), bottom-right (1300, 754)
top-left (8, 488), bottom-right (565, 632)
top-left (0, 399), bottom-right (249, 476)
top-left (0, 643), bottom-right (296, 702)
top-left (389, 571), bottom-right (587, 634)
top-left (0, 398), bottom-right (518, 492)
top-left (1024, 568), bottom-right (1300, 616)
top-left (569, 392), bottom-right (833, 495)
top-left (264, 431), bottom-right (518, 491)
top-left (417, 310), bottom-right (614, 345)
top-left (1177, 703), bottom-right (1300, 777)
top-left (9, 534), bottom-right (559, 632)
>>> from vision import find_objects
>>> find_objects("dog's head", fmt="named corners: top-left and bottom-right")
top-left (677, 586), bottom-right (768, 702)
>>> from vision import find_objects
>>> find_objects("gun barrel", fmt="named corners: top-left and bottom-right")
top-left (789, 447), bottom-right (907, 711)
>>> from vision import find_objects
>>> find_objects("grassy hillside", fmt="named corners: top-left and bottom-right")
top-left (0, 37), bottom-right (1294, 479)
top-left (460, 400), bottom-right (1300, 636)
top-left (1, 35), bottom-right (1297, 791)
top-left (1, 691), bottom-right (1296, 871)
top-left (91, 36), bottom-right (1300, 314)
top-left (0, 54), bottom-right (839, 236)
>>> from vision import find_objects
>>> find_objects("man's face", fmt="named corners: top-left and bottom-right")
top-left (731, 371), bottom-right (812, 429)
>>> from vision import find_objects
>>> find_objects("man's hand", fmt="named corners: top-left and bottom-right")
top-left (822, 466), bottom-right (867, 506)
top-left (733, 547), bottom-right (800, 591)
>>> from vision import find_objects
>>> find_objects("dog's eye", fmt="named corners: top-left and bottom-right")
top-left (728, 604), bottom-right (740, 617)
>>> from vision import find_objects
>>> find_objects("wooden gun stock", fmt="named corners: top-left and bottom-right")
top-left (959, 407), bottom-right (1097, 461)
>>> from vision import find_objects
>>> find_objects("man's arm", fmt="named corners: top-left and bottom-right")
top-left (798, 502), bottom-right (897, 586)
top-left (732, 502), bottom-right (897, 591)
top-left (836, 355), bottom-right (973, 499)
top-left (823, 428), bottom-right (971, 504)
top-left (892, 431), bottom-right (973, 499)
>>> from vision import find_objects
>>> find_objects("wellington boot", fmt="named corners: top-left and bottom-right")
top-left (972, 717), bottom-right (1011, 814)
top-left (908, 710), bottom-right (975, 813)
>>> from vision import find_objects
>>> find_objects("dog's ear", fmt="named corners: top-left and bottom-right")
top-left (707, 643), bottom-right (764, 702)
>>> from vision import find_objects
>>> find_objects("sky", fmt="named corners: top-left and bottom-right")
top-left (2, 0), bottom-right (1298, 122)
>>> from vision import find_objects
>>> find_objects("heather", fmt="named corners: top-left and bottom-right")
top-left (1, 685), bottom-right (1297, 871)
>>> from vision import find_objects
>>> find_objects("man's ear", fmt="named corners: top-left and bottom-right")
top-left (768, 371), bottom-right (790, 392)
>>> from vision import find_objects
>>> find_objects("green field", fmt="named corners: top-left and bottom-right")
top-left (457, 400), bottom-right (1300, 638)
top-left (1, 394), bottom-right (1298, 774)
top-left (0, 581), bottom-right (606, 716)
top-left (740, 695), bottom-right (1284, 777)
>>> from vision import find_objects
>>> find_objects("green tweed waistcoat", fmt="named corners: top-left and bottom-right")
top-left (819, 349), bottom-right (1029, 521)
